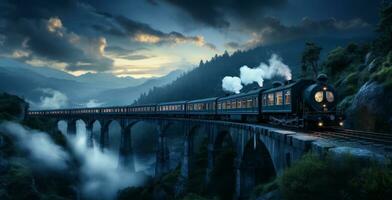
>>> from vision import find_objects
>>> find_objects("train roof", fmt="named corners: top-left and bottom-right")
top-left (129, 103), bottom-right (157, 107)
top-left (188, 97), bottom-right (219, 103)
top-left (218, 88), bottom-right (264, 101)
top-left (263, 79), bottom-right (314, 93)
top-left (158, 100), bottom-right (188, 106)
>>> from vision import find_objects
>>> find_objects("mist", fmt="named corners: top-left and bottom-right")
top-left (0, 121), bottom-right (69, 170)
top-left (222, 54), bottom-right (292, 93)
top-left (37, 88), bottom-right (68, 109)
top-left (66, 131), bottom-right (144, 200)
top-left (86, 99), bottom-right (104, 108)
top-left (0, 121), bottom-right (147, 200)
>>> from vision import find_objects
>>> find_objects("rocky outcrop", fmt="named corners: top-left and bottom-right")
top-left (345, 81), bottom-right (392, 132)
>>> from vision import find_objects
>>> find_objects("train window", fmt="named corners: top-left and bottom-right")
top-left (315, 91), bottom-right (323, 102)
top-left (231, 101), bottom-right (236, 109)
top-left (226, 101), bottom-right (231, 109)
top-left (326, 91), bottom-right (334, 102)
top-left (254, 97), bottom-right (258, 107)
top-left (285, 90), bottom-right (291, 104)
top-left (218, 103), bottom-right (222, 110)
top-left (276, 91), bottom-right (283, 105)
top-left (268, 93), bottom-right (274, 106)
top-left (247, 99), bottom-right (252, 108)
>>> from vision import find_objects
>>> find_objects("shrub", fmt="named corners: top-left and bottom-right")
top-left (250, 178), bottom-right (279, 200)
top-left (280, 153), bottom-right (392, 200)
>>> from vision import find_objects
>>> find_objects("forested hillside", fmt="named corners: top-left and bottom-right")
top-left (136, 37), bottom-right (370, 104)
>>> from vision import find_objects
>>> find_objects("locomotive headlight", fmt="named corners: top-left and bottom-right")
top-left (318, 122), bottom-right (323, 127)
top-left (315, 91), bottom-right (324, 102)
top-left (339, 121), bottom-right (344, 126)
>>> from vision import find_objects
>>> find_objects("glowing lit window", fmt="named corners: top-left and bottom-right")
top-left (276, 91), bottom-right (283, 105)
top-left (285, 90), bottom-right (291, 104)
top-left (268, 93), bottom-right (274, 106)
top-left (247, 99), bottom-right (252, 108)
top-left (232, 101), bottom-right (236, 109)
top-left (315, 91), bottom-right (324, 102)
top-left (326, 91), bottom-right (334, 102)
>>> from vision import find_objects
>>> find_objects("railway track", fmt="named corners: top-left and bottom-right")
top-left (313, 127), bottom-right (392, 152)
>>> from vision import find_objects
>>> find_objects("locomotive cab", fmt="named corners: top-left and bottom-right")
top-left (303, 74), bottom-right (344, 127)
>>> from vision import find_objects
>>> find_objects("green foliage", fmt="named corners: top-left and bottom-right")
top-left (0, 92), bottom-right (27, 121)
top-left (187, 138), bottom-right (208, 195)
top-left (371, 52), bottom-right (392, 88)
top-left (117, 186), bottom-right (153, 200)
top-left (374, 3), bottom-right (392, 54)
top-left (180, 193), bottom-right (215, 200)
top-left (117, 168), bottom-right (181, 200)
top-left (323, 47), bottom-right (351, 75)
top-left (349, 165), bottom-right (392, 200)
top-left (280, 153), bottom-right (392, 200)
top-left (301, 42), bottom-right (322, 78)
top-left (250, 178), bottom-right (279, 200)
top-left (208, 147), bottom-right (236, 200)
top-left (0, 158), bottom-right (40, 200)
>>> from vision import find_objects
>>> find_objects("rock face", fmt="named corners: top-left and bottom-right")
top-left (346, 81), bottom-right (392, 132)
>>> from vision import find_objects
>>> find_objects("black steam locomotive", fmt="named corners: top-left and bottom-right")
top-left (29, 74), bottom-right (344, 129)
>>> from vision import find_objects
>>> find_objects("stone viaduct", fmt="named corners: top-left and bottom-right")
top-left (30, 113), bottom-right (323, 199)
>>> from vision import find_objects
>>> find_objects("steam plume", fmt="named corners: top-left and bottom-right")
top-left (222, 76), bottom-right (243, 94)
top-left (222, 54), bottom-right (292, 93)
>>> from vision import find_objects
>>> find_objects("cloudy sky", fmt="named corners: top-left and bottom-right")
top-left (0, 0), bottom-right (383, 78)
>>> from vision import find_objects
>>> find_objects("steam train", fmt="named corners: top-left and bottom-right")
top-left (29, 74), bottom-right (344, 129)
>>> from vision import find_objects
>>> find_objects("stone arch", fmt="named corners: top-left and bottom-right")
top-left (213, 128), bottom-right (234, 149)
top-left (129, 120), bottom-right (158, 174)
top-left (208, 127), bottom-right (236, 200)
top-left (239, 137), bottom-right (276, 198)
top-left (103, 119), bottom-right (122, 152)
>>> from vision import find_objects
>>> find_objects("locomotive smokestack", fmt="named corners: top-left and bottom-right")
top-left (272, 81), bottom-right (283, 88)
top-left (317, 74), bottom-right (328, 83)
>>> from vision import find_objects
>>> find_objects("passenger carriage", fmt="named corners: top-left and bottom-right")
top-left (157, 101), bottom-right (187, 116)
top-left (217, 89), bottom-right (263, 122)
top-left (187, 97), bottom-right (218, 118)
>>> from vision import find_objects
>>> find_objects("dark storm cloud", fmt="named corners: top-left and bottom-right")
top-left (225, 17), bottom-right (371, 49)
top-left (0, 0), bottom-right (113, 72)
top-left (92, 12), bottom-right (216, 49)
top-left (151, 0), bottom-right (287, 28)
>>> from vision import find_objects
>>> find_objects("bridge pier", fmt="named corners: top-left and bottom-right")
top-left (155, 134), bottom-right (170, 176)
top-left (118, 125), bottom-right (135, 172)
top-left (86, 123), bottom-right (94, 148)
top-left (180, 124), bottom-right (193, 180)
top-left (67, 120), bottom-right (77, 135)
top-left (100, 124), bottom-right (109, 152)
top-left (205, 125), bottom-right (217, 184)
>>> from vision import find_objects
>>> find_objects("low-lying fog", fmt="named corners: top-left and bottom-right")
top-left (1, 120), bottom-right (186, 200)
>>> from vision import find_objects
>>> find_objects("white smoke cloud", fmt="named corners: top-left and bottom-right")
top-left (222, 76), bottom-right (243, 94)
top-left (221, 54), bottom-right (292, 93)
top-left (86, 99), bottom-right (104, 108)
top-left (37, 88), bottom-right (68, 109)
top-left (0, 121), bottom-right (69, 170)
